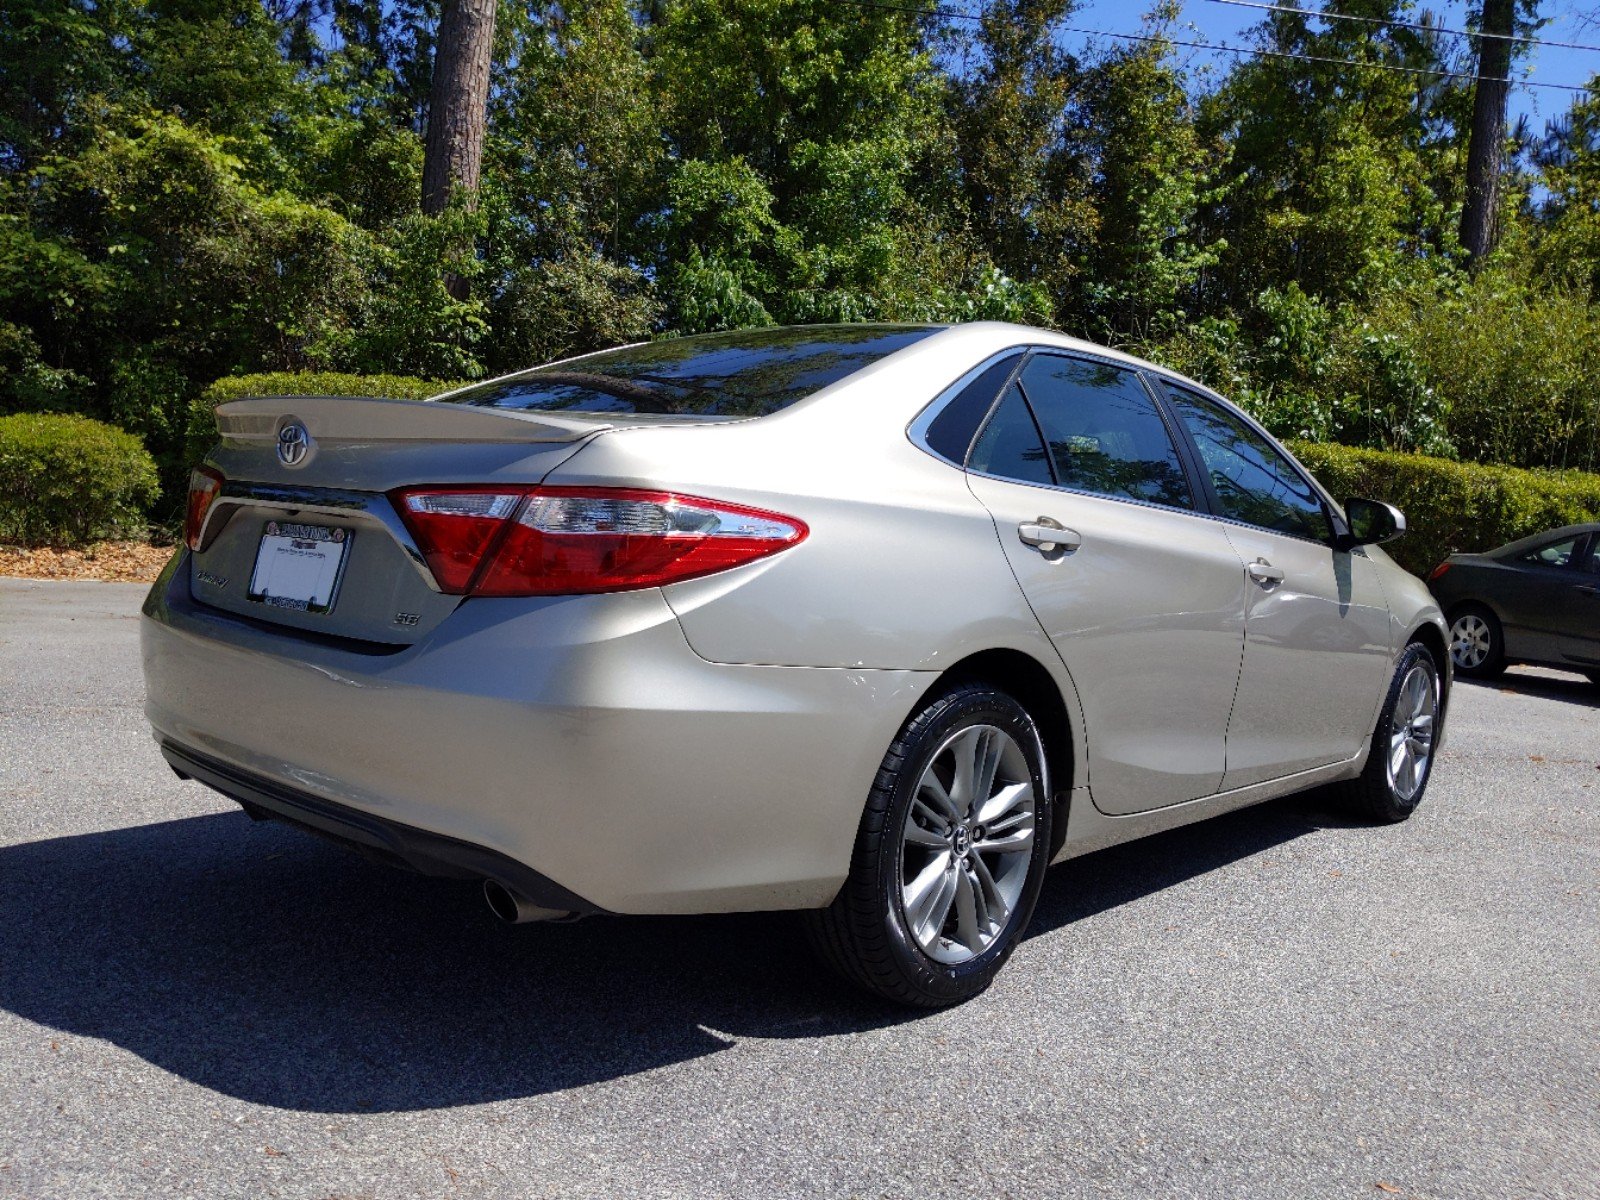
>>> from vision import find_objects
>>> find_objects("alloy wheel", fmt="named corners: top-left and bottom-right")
top-left (898, 724), bottom-right (1037, 964)
top-left (1386, 660), bottom-right (1438, 802)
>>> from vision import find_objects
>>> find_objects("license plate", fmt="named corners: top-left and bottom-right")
top-left (248, 522), bottom-right (351, 614)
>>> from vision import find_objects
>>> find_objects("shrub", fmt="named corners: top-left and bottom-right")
top-left (0, 414), bottom-right (160, 547)
top-left (1291, 440), bottom-right (1600, 574)
top-left (188, 371), bottom-right (466, 464)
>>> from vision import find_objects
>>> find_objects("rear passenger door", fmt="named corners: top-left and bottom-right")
top-left (962, 352), bottom-right (1250, 815)
top-left (1159, 385), bottom-right (1394, 788)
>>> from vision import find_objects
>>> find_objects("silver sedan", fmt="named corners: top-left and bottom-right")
top-left (143, 322), bottom-right (1449, 1006)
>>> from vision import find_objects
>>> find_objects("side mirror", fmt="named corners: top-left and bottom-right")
top-left (1341, 497), bottom-right (1406, 548)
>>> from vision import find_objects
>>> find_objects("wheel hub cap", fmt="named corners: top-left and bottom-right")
top-left (1450, 615), bottom-right (1490, 668)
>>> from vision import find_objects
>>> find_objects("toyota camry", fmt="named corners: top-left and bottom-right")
top-left (143, 322), bottom-right (1450, 1007)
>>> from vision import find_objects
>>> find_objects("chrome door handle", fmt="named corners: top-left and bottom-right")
top-left (1246, 558), bottom-right (1285, 586)
top-left (1017, 520), bottom-right (1080, 554)
top-left (1575, 584), bottom-right (1599, 596)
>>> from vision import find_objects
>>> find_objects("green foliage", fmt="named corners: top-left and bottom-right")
top-left (0, 414), bottom-right (159, 547)
top-left (1292, 441), bottom-right (1600, 574)
top-left (1144, 270), bottom-right (1600, 473)
top-left (6, 0), bottom-right (1600, 533)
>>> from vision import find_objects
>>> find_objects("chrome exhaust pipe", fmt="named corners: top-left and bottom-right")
top-left (482, 878), bottom-right (573, 924)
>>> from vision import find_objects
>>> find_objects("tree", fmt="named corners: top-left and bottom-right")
top-left (1073, 10), bottom-right (1221, 339)
top-left (422, 0), bottom-right (496, 216)
top-left (1459, 0), bottom-right (1518, 264)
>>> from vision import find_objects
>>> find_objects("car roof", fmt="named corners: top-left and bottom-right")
top-left (915, 321), bottom-right (1212, 391)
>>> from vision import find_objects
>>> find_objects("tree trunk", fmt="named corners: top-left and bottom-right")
top-left (1459, 0), bottom-right (1515, 266)
top-left (422, 0), bottom-right (497, 218)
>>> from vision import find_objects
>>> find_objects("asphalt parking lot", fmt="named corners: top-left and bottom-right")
top-left (0, 577), bottom-right (1596, 1200)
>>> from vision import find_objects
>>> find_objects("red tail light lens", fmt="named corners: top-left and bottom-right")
top-left (185, 467), bottom-right (225, 551)
top-left (395, 489), bottom-right (525, 592)
top-left (1427, 561), bottom-right (1452, 581)
top-left (392, 486), bottom-right (807, 596)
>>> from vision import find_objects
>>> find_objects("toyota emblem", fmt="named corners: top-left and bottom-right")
top-left (276, 421), bottom-right (312, 467)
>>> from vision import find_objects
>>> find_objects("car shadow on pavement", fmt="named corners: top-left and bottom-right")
top-left (0, 790), bottom-right (1336, 1113)
top-left (1457, 668), bottom-right (1600, 709)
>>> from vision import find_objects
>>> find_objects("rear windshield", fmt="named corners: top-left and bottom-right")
top-left (434, 324), bottom-right (939, 419)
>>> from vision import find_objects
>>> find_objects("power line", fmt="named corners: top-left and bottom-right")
top-left (1208, 0), bottom-right (1600, 54)
top-left (835, 0), bottom-right (1595, 93)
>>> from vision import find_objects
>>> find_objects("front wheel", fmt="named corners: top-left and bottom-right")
top-left (1341, 642), bottom-right (1442, 824)
top-left (807, 683), bottom-right (1053, 1008)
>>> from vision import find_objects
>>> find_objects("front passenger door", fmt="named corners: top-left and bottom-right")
top-left (1161, 385), bottom-right (1394, 789)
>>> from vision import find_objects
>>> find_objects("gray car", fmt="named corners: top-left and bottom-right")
top-left (143, 322), bottom-right (1449, 1006)
top-left (1429, 523), bottom-right (1600, 683)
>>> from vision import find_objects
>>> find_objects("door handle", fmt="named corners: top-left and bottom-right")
top-left (1575, 584), bottom-right (1599, 596)
top-left (1246, 558), bottom-right (1285, 586)
top-left (1017, 520), bottom-right (1081, 554)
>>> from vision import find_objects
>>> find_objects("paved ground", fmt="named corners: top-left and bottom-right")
top-left (0, 577), bottom-right (1596, 1200)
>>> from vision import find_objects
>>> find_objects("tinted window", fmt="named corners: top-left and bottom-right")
top-left (1164, 385), bottom-right (1331, 541)
top-left (1018, 356), bottom-right (1192, 509)
top-left (438, 325), bottom-right (938, 418)
top-left (969, 384), bottom-right (1053, 486)
top-left (1521, 535), bottom-right (1583, 568)
top-left (923, 353), bottom-right (1023, 464)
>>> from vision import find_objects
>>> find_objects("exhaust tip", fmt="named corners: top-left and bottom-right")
top-left (482, 878), bottom-right (571, 924)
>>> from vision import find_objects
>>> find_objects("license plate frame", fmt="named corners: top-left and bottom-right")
top-left (247, 521), bottom-right (352, 615)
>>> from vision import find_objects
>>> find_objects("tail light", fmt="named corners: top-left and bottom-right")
top-left (392, 486), bottom-right (807, 596)
top-left (185, 467), bottom-right (225, 551)
top-left (1427, 561), bottom-right (1452, 582)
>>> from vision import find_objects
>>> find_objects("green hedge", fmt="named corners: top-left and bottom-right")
top-left (0, 413), bottom-right (160, 547)
top-left (1291, 441), bottom-right (1600, 573)
top-left (188, 371), bottom-right (465, 464)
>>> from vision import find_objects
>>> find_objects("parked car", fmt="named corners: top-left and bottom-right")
top-left (143, 322), bottom-right (1449, 1007)
top-left (1429, 523), bottom-right (1600, 684)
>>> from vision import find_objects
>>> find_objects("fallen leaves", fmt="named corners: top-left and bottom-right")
top-left (1375, 1184), bottom-right (1403, 1195)
top-left (0, 541), bottom-right (173, 583)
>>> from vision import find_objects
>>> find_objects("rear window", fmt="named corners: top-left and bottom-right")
top-left (435, 325), bottom-right (939, 419)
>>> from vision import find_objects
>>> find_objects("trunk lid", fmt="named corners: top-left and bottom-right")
top-left (188, 395), bottom-right (608, 645)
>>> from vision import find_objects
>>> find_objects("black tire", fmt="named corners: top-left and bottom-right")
top-left (1447, 603), bottom-right (1506, 679)
top-left (1341, 642), bottom-right (1443, 824)
top-left (807, 682), bottom-right (1054, 1008)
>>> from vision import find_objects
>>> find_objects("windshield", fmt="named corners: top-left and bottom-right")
top-left (434, 324), bottom-right (940, 418)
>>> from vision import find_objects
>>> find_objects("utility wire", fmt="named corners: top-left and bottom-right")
top-left (835, 0), bottom-right (1593, 93)
top-left (1208, 0), bottom-right (1600, 54)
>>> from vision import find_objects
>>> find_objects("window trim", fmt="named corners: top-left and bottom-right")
top-left (912, 342), bottom-right (1354, 543)
top-left (1518, 533), bottom-right (1588, 571)
top-left (906, 348), bottom-right (1030, 467)
top-left (964, 347), bottom-right (1207, 517)
top-left (1147, 373), bottom-right (1348, 548)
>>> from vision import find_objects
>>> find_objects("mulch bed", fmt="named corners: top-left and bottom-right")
top-left (0, 541), bottom-right (175, 583)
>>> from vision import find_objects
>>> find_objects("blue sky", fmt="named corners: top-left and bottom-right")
top-left (1066, 0), bottom-right (1600, 133)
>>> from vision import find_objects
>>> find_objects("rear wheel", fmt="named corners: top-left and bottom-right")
top-left (808, 683), bottom-right (1053, 1008)
top-left (1341, 642), bottom-right (1442, 824)
top-left (1448, 604), bottom-right (1506, 678)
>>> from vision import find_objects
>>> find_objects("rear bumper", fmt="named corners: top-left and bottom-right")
top-left (142, 552), bottom-right (932, 914)
top-left (161, 738), bottom-right (601, 913)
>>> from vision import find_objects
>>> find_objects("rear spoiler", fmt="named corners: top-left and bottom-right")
top-left (215, 394), bottom-right (611, 445)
